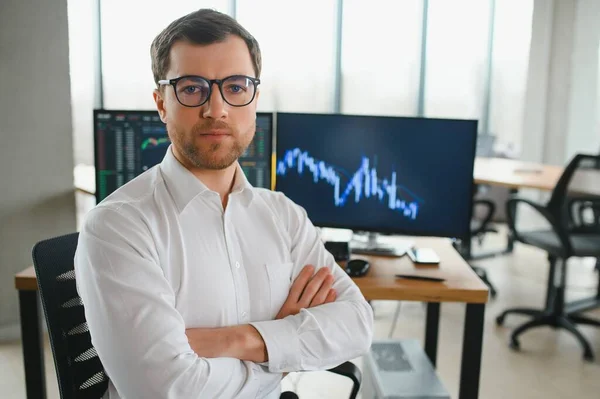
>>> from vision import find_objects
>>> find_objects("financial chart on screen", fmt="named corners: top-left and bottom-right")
top-left (274, 112), bottom-right (477, 239)
top-left (94, 110), bottom-right (273, 203)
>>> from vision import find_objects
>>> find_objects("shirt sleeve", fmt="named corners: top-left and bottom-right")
top-left (250, 194), bottom-right (374, 373)
top-left (75, 205), bottom-right (275, 399)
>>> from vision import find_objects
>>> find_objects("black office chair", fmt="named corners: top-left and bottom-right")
top-left (469, 199), bottom-right (499, 298)
top-left (453, 196), bottom-right (499, 298)
top-left (496, 154), bottom-right (600, 361)
top-left (32, 232), bottom-right (362, 399)
top-left (471, 199), bottom-right (499, 246)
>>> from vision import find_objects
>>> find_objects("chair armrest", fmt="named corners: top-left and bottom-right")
top-left (506, 196), bottom-right (573, 254)
top-left (326, 361), bottom-right (362, 399)
top-left (472, 199), bottom-right (496, 235)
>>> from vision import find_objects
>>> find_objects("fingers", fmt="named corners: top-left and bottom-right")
top-left (324, 288), bottom-right (337, 304)
top-left (299, 267), bottom-right (331, 307)
top-left (288, 265), bottom-right (315, 302)
top-left (309, 274), bottom-right (335, 307)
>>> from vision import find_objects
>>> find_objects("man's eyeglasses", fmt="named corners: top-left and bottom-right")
top-left (157, 75), bottom-right (260, 108)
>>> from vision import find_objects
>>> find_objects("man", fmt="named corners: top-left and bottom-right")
top-left (75, 8), bottom-right (373, 399)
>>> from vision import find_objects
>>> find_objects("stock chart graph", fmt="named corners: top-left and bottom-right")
top-left (276, 148), bottom-right (421, 220)
top-left (274, 112), bottom-right (478, 238)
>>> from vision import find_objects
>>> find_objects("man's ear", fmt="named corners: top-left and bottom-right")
top-left (153, 89), bottom-right (167, 123)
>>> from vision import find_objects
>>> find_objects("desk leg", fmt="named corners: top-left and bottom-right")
top-left (459, 303), bottom-right (485, 399)
top-left (425, 302), bottom-right (440, 367)
top-left (19, 290), bottom-right (46, 399)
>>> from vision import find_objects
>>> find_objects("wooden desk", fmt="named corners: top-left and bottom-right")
top-left (474, 156), bottom-right (600, 195)
top-left (352, 237), bottom-right (488, 303)
top-left (16, 237), bottom-right (488, 399)
top-left (474, 157), bottom-right (563, 191)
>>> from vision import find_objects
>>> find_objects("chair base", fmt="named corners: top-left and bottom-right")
top-left (496, 308), bottom-right (597, 362)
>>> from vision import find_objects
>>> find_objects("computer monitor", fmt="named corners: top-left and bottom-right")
top-left (94, 110), bottom-right (273, 203)
top-left (274, 112), bottom-right (477, 253)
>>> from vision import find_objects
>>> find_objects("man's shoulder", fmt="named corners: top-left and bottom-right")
top-left (84, 167), bottom-right (164, 229)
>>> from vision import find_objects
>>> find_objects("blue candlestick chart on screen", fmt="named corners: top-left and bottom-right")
top-left (276, 148), bottom-right (422, 221)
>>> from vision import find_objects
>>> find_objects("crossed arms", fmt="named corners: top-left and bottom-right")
top-left (185, 265), bottom-right (338, 363)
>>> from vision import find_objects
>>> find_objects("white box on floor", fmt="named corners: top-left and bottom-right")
top-left (361, 339), bottom-right (450, 399)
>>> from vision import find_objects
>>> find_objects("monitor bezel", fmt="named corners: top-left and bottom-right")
top-left (273, 111), bottom-right (478, 240)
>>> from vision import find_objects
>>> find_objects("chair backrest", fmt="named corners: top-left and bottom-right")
top-left (32, 232), bottom-right (108, 399)
top-left (546, 153), bottom-right (600, 225)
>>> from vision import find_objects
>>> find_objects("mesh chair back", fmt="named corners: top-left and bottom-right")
top-left (546, 154), bottom-right (600, 226)
top-left (32, 232), bottom-right (108, 399)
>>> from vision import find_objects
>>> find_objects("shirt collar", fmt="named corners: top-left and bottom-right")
top-left (159, 145), bottom-right (254, 213)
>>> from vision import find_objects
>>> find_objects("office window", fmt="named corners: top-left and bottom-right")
top-left (424, 0), bottom-right (492, 120)
top-left (236, 0), bottom-right (338, 113)
top-left (341, 0), bottom-right (422, 116)
top-left (488, 0), bottom-right (534, 154)
top-left (100, 0), bottom-right (231, 110)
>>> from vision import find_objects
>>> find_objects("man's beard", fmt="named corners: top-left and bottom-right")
top-left (172, 120), bottom-right (254, 170)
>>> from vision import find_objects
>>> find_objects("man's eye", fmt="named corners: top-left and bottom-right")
top-left (182, 86), bottom-right (202, 94)
top-left (227, 84), bottom-right (246, 94)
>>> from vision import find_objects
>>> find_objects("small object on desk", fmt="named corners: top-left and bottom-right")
top-left (324, 240), bottom-right (350, 261)
top-left (407, 247), bottom-right (440, 265)
top-left (395, 274), bottom-right (446, 283)
top-left (345, 259), bottom-right (371, 277)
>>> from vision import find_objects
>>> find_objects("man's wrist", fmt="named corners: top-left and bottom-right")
top-left (233, 324), bottom-right (268, 363)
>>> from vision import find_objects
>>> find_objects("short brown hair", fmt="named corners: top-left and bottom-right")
top-left (150, 9), bottom-right (262, 86)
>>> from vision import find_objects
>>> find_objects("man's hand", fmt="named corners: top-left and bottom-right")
top-left (275, 265), bottom-right (337, 320)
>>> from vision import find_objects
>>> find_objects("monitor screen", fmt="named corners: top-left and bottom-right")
top-left (94, 110), bottom-right (273, 202)
top-left (274, 112), bottom-right (477, 239)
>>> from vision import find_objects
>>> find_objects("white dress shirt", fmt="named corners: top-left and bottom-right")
top-left (74, 146), bottom-right (374, 399)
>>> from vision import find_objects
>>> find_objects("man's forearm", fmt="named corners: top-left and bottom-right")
top-left (185, 324), bottom-right (268, 363)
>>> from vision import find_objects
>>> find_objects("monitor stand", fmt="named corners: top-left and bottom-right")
top-left (350, 231), bottom-right (413, 258)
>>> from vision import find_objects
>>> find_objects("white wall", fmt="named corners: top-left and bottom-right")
top-left (522, 0), bottom-right (600, 165)
top-left (0, 0), bottom-right (76, 337)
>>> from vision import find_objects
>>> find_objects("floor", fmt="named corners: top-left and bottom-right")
top-left (1, 227), bottom-right (600, 398)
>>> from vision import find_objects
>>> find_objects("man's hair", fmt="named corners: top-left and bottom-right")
top-left (150, 9), bottom-right (262, 86)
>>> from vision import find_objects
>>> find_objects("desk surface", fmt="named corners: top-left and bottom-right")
top-left (473, 157), bottom-right (563, 191)
top-left (15, 266), bottom-right (37, 291)
top-left (474, 157), bottom-right (600, 195)
top-left (16, 237), bottom-right (489, 303)
top-left (341, 237), bottom-right (489, 304)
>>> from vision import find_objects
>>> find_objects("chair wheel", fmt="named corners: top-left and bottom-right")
top-left (495, 314), bottom-right (505, 326)
top-left (509, 338), bottom-right (520, 351)
top-left (584, 351), bottom-right (595, 362)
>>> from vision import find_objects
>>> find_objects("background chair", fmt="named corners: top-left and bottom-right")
top-left (32, 232), bottom-right (362, 399)
top-left (452, 194), bottom-right (499, 298)
top-left (495, 153), bottom-right (600, 361)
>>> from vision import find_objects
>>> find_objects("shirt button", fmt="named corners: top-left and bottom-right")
top-left (236, 262), bottom-right (241, 269)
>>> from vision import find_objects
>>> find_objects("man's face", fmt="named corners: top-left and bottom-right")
top-left (154, 35), bottom-right (259, 170)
